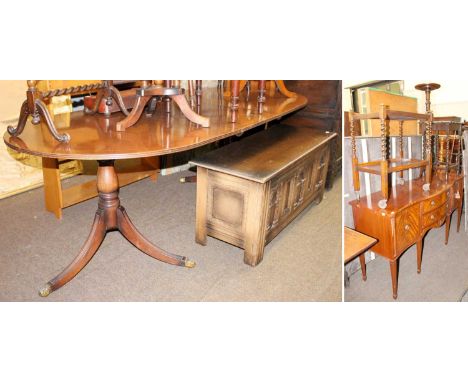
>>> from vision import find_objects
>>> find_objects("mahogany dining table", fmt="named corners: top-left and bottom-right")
top-left (4, 87), bottom-right (307, 297)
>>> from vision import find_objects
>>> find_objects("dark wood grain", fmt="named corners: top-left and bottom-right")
top-left (194, 124), bottom-right (335, 266)
top-left (282, 80), bottom-right (342, 188)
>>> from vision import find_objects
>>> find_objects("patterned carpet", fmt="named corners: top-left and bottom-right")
top-left (0, 170), bottom-right (342, 301)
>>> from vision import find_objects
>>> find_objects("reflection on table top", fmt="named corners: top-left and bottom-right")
top-left (4, 88), bottom-right (307, 160)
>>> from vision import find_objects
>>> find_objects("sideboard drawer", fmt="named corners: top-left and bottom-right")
top-left (422, 192), bottom-right (447, 213)
top-left (422, 203), bottom-right (447, 229)
top-left (395, 204), bottom-right (420, 254)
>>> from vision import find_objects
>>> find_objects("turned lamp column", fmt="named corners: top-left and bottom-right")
top-left (415, 83), bottom-right (439, 187)
top-left (415, 82), bottom-right (440, 113)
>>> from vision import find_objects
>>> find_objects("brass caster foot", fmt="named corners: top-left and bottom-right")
top-left (39, 283), bottom-right (52, 297)
top-left (184, 259), bottom-right (196, 268)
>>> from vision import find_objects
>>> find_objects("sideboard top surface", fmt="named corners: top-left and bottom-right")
top-left (191, 124), bottom-right (336, 183)
top-left (349, 172), bottom-right (463, 213)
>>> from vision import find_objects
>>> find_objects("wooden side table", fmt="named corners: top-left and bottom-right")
top-left (344, 226), bottom-right (377, 286)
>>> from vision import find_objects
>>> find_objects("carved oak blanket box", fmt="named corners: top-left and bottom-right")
top-left (191, 124), bottom-right (337, 266)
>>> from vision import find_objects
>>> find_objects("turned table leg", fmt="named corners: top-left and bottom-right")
top-left (389, 259), bottom-right (399, 299)
top-left (445, 215), bottom-right (451, 245)
top-left (416, 239), bottom-right (422, 273)
top-left (457, 202), bottom-right (463, 232)
top-left (39, 160), bottom-right (195, 297)
top-left (358, 254), bottom-right (367, 281)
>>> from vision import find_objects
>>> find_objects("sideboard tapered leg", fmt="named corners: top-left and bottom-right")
top-left (389, 259), bottom-right (399, 299)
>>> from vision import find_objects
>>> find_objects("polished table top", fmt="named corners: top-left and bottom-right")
top-left (4, 88), bottom-right (307, 160)
top-left (343, 227), bottom-right (377, 263)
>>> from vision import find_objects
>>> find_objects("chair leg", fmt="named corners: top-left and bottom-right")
top-left (230, 80), bottom-right (240, 123)
top-left (416, 238), bottom-right (422, 273)
top-left (359, 254), bottom-right (367, 281)
top-left (42, 157), bottom-right (63, 219)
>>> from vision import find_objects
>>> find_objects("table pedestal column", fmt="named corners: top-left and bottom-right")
top-left (39, 160), bottom-right (195, 297)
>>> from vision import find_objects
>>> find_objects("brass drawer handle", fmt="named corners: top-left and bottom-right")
top-left (430, 200), bottom-right (435, 206)
top-left (430, 214), bottom-right (435, 220)
top-left (405, 224), bottom-right (410, 231)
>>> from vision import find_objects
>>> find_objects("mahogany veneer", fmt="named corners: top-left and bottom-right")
top-left (349, 172), bottom-right (464, 299)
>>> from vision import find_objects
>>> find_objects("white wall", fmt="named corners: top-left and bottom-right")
top-left (343, 80), bottom-right (468, 120)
